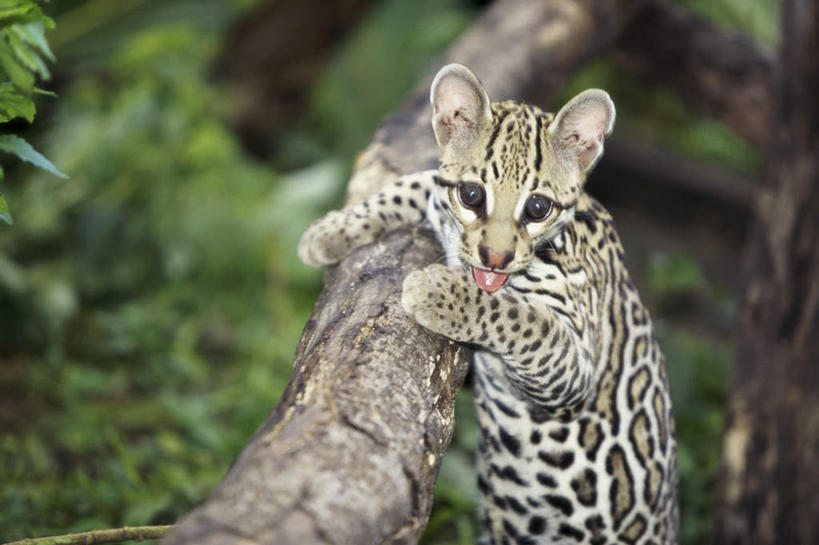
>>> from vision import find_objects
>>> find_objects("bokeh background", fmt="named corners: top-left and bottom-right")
top-left (0, 1), bottom-right (776, 544)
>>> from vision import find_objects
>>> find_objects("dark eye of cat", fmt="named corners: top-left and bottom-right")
top-left (458, 182), bottom-right (485, 210)
top-left (525, 194), bottom-right (553, 222)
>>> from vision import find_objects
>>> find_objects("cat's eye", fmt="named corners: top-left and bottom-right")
top-left (525, 194), bottom-right (553, 222)
top-left (458, 182), bottom-right (485, 210)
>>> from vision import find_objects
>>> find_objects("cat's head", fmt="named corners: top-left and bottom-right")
top-left (429, 64), bottom-right (615, 291)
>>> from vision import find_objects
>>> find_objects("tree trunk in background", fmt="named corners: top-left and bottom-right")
top-left (714, 1), bottom-right (819, 543)
top-left (215, 0), bottom-right (375, 155)
top-left (160, 1), bottom-right (641, 543)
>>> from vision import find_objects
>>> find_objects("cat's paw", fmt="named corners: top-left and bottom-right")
top-left (298, 211), bottom-right (346, 267)
top-left (298, 210), bottom-right (375, 267)
top-left (402, 264), bottom-right (473, 341)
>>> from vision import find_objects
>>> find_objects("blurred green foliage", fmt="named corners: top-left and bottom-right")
top-left (0, 21), bottom-right (324, 541)
top-left (310, 0), bottom-right (471, 159)
top-left (0, 0), bottom-right (66, 224)
top-left (0, 0), bottom-right (776, 544)
top-left (279, 0), bottom-right (473, 172)
top-left (648, 253), bottom-right (734, 545)
top-left (664, 331), bottom-right (731, 545)
top-left (678, 0), bottom-right (778, 47)
top-left (0, 0), bottom-right (472, 541)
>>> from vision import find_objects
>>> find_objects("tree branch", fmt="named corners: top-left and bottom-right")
top-left (160, 1), bottom-right (644, 544)
top-left (4, 526), bottom-right (173, 545)
top-left (614, 0), bottom-right (775, 150)
top-left (600, 136), bottom-right (755, 208)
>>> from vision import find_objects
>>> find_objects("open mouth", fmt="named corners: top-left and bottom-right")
top-left (472, 267), bottom-right (509, 293)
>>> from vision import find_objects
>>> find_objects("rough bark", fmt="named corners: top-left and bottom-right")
top-left (162, 230), bottom-right (469, 545)
top-left (714, 1), bottom-right (819, 543)
top-left (614, 0), bottom-right (775, 150)
top-left (160, 1), bottom-right (640, 544)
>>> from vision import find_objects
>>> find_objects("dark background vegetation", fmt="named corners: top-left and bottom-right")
top-left (0, 1), bottom-right (776, 544)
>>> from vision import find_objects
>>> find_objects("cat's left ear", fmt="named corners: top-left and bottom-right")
top-left (548, 89), bottom-right (615, 174)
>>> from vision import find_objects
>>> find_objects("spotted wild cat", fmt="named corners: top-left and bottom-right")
top-left (299, 64), bottom-right (679, 545)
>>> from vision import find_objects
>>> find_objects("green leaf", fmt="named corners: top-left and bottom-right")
top-left (12, 22), bottom-right (54, 61)
top-left (0, 1), bottom-right (48, 27)
top-left (0, 82), bottom-right (34, 121)
top-left (7, 25), bottom-right (49, 79)
top-left (0, 134), bottom-right (67, 178)
top-left (0, 192), bottom-right (11, 225)
top-left (32, 86), bottom-right (55, 97)
top-left (0, 2), bottom-right (34, 23)
top-left (0, 40), bottom-right (34, 91)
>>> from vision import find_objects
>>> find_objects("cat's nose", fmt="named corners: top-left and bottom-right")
top-left (479, 245), bottom-right (514, 269)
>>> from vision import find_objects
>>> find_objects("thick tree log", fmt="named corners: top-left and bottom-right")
top-left (714, 0), bottom-right (819, 543)
top-left (160, 1), bottom-right (642, 544)
top-left (614, 0), bottom-right (775, 150)
top-left (162, 230), bottom-right (469, 545)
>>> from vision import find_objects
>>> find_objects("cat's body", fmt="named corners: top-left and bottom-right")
top-left (299, 64), bottom-right (678, 544)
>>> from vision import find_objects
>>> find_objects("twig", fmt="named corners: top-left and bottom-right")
top-left (4, 525), bottom-right (173, 545)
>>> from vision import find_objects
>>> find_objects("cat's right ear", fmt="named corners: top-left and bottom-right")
top-left (430, 64), bottom-right (492, 156)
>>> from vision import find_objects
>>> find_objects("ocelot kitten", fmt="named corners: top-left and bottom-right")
top-left (299, 64), bottom-right (679, 545)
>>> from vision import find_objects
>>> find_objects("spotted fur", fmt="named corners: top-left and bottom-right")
top-left (299, 64), bottom-right (679, 545)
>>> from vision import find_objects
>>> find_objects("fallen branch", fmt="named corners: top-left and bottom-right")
top-left (3, 526), bottom-right (173, 545)
top-left (159, 1), bottom-right (643, 544)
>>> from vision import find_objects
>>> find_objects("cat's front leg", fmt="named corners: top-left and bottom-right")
top-left (298, 171), bottom-right (436, 267)
top-left (402, 264), bottom-right (597, 412)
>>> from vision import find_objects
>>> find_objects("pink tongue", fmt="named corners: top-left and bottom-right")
top-left (472, 267), bottom-right (509, 293)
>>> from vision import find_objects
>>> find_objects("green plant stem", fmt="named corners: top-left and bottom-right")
top-left (3, 525), bottom-right (174, 545)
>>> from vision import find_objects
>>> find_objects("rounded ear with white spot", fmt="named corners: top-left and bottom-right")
top-left (549, 89), bottom-right (615, 174)
top-left (430, 64), bottom-right (493, 155)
